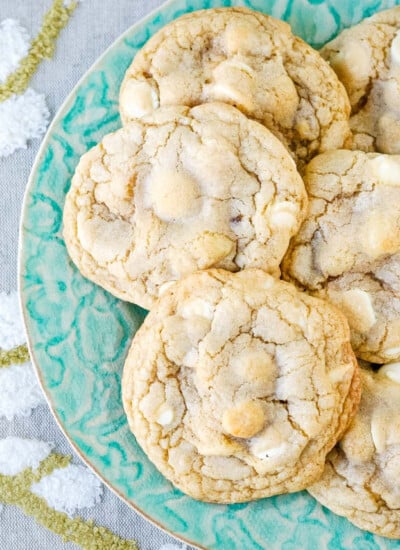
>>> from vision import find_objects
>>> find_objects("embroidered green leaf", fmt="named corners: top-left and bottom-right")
top-left (0, 344), bottom-right (30, 368)
top-left (0, 0), bottom-right (77, 102)
top-left (0, 453), bottom-right (139, 549)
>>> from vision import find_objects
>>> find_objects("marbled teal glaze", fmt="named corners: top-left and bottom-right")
top-left (20, 0), bottom-right (400, 548)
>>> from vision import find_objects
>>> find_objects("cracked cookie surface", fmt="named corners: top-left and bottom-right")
top-left (309, 364), bottom-right (400, 539)
top-left (119, 7), bottom-right (351, 167)
top-left (282, 149), bottom-right (400, 363)
top-left (321, 6), bottom-right (400, 153)
top-left (63, 103), bottom-right (307, 310)
top-left (122, 269), bottom-right (360, 503)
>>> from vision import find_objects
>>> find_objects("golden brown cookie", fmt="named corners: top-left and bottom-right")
top-left (122, 269), bottom-right (360, 503)
top-left (63, 103), bottom-right (307, 310)
top-left (120, 7), bottom-right (351, 166)
top-left (309, 363), bottom-right (400, 539)
top-left (282, 149), bottom-right (400, 363)
top-left (321, 6), bottom-right (400, 153)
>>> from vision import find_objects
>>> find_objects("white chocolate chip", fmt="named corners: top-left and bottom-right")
top-left (156, 404), bottom-right (174, 426)
top-left (181, 298), bottom-right (214, 320)
top-left (371, 412), bottom-right (387, 453)
top-left (250, 425), bottom-right (284, 459)
top-left (253, 443), bottom-right (289, 460)
top-left (391, 31), bottom-right (400, 67)
top-left (224, 24), bottom-right (251, 53)
top-left (215, 58), bottom-right (254, 76)
top-left (77, 213), bottom-right (133, 264)
top-left (183, 348), bottom-right (198, 368)
top-left (194, 437), bottom-right (239, 457)
top-left (121, 80), bottom-right (159, 118)
top-left (269, 201), bottom-right (299, 230)
top-left (361, 212), bottom-right (400, 258)
top-left (209, 81), bottom-right (254, 112)
top-left (144, 169), bottom-right (201, 222)
top-left (192, 233), bottom-right (235, 268)
top-left (328, 289), bottom-right (376, 334)
top-left (384, 346), bottom-right (400, 358)
top-left (222, 400), bottom-right (266, 438)
top-left (223, 25), bottom-right (272, 56)
top-left (379, 362), bottom-right (400, 383)
top-left (209, 59), bottom-right (255, 111)
top-left (369, 155), bottom-right (400, 187)
top-left (330, 39), bottom-right (371, 85)
top-left (159, 281), bottom-right (176, 295)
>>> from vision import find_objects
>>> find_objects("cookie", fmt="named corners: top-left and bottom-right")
top-left (122, 269), bottom-right (360, 503)
top-left (282, 149), bottom-right (400, 364)
top-left (309, 363), bottom-right (400, 539)
top-left (321, 6), bottom-right (400, 153)
top-left (120, 7), bottom-right (351, 166)
top-left (63, 103), bottom-right (307, 310)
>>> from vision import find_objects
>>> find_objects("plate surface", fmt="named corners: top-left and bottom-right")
top-left (19, 1), bottom-right (400, 548)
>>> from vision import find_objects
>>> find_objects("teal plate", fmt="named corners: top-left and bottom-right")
top-left (19, 1), bottom-right (400, 548)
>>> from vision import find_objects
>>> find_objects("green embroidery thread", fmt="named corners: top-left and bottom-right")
top-left (0, 454), bottom-right (139, 550)
top-left (0, 0), bottom-right (77, 102)
top-left (0, 344), bottom-right (30, 368)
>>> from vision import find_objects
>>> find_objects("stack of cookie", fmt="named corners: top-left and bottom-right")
top-left (63, 6), bottom-right (400, 540)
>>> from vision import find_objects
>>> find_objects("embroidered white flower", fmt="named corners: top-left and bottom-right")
top-left (0, 89), bottom-right (50, 158)
top-left (0, 437), bottom-right (53, 476)
top-left (0, 19), bottom-right (30, 83)
top-left (0, 291), bottom-right (26, 350)
top-left (0, 363), bottom-right (45, 420)
top-left (0, 18), bottom-right (50, 158)
top-left (31, 464), bottom-right (103, 516)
